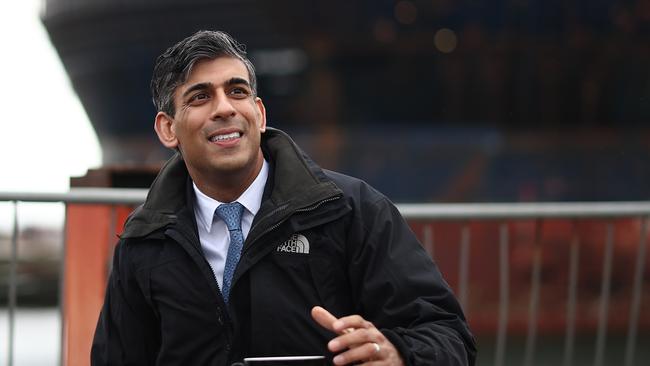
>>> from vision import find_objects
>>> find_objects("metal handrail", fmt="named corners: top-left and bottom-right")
top-left (398, 201), bottom-right (650, 219)
top-left (2, 188), bottom-right (650, 218)
top-left (0, 188), bottom-right (148, 205)
top-left (1, 189), bottom-right (648, 366)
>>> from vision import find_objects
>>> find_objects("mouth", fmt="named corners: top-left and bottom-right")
top-left (209, 131), bottom-right (242, 143)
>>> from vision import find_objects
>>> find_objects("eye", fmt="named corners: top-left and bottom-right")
top-left (188, 92), bottom-right (210, 104)
top-left (229, 87), bottom-right (250, 98)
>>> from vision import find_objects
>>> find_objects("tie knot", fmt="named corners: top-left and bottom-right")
top-left (215, 202), bottom-right (244, 231)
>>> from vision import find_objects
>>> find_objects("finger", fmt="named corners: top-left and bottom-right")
top-left (311, 306), bottom-right (339, 333)
top-left (332, 342), bottom-right (383, 365)
top-left (332, 314), bottom-right (373, 333)
top-left (328, 329), bottom-right (373, 352)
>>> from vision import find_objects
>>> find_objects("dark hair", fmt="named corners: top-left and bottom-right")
top-left (150, 30), bottom-right (257, 116)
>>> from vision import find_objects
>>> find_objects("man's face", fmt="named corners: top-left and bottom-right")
top-left (155, 57), bottom-right (266, 184)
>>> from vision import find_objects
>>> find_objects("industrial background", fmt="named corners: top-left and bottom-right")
top-left (41, 0), bottom-right (650, 202)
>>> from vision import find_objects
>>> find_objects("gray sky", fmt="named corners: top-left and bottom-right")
top-left (0, 0), bottom-right (101, 227)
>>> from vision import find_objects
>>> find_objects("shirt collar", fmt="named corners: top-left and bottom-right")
top-left (193, 159), bottom-right (269, 232)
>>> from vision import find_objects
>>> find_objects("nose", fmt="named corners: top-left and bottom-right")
top-left (210, 91), bottom-right (236, 120)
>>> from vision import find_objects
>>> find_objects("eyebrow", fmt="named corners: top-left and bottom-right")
top-left (181, 78), bottom-right (252, 99)
top-left (181, 82), bottom-right (212, 99)
top-left (227, 77), bottom-right (251, 88)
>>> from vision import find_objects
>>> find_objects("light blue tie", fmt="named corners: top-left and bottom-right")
top-left (215, 202), bottom-right (245, 304)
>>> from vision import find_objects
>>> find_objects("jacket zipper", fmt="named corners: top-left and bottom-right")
top-left (295, 195), bottom-right (341, 213)
top-left (167, 228), bottom-right (229, 324)
top-left (168, 227), bottom-right (239, 357)
top-left (246, 195), bottom-right (342, 250)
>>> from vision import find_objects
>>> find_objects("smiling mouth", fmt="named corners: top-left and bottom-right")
top-left (209, 131), bottom-right (241, 142)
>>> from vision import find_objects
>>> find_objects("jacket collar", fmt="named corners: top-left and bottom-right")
top-left (260, 128), bottom-right (341, 211)
top-left (121, 127), bottom-right (343, 240)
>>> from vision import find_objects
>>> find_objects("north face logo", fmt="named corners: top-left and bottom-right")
top-left (277, 234), bottom-right (310, 254)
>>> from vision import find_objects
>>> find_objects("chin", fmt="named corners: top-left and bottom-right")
top-left (211, 155), bottom-right (255, 173)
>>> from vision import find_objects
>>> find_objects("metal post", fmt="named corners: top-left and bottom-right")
top-left (106, 205), bottom-right (117, 275)
top-left (494, 223), bottom-right (510, 366)
top-left (594, 222), bottom-right (614, 366)
top-left (563, 222), bottom-right (580, 366)
top-left (59, 204), bottom-right (69, 366)
top-left (624, 217), bottom-right (647, 366)
top-left (422, 224), bottom-right (434, 259)
top-left (458, 223), bottom-right (471, 309)
top-left (7, 201), bottom-right (19, 366)
top-left (523, 220), bottom-right (542, 366)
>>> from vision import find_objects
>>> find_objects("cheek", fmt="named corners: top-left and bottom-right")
top-left (178, 115), bottom-right (205, 136)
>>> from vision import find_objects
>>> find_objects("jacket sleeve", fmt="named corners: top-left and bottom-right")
top-left (347, 194), bottom-right (477, 366)
top-left (91, 240), bottom-right (160, 365)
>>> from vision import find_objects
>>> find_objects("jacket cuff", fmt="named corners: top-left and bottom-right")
top-left (380, 328), bottom-right (413, 366)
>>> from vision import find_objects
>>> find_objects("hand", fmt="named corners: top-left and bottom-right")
top-left (311, 306), bottom-right (405, 366)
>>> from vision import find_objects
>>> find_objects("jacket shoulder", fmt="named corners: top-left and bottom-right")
top-left (323, 169), bottom-right (388, 206)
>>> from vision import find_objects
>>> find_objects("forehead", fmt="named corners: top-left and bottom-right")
top-left (183, 56), bottom-right (250, 85)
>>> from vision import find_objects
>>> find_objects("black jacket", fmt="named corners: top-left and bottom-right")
top-left (91, 128), bottom-right (476, 365)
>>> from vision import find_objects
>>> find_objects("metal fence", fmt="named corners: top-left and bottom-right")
top-left (1, 189), bottom-right (649, 366)
top-left (0, 189), bottom-right (144, 366)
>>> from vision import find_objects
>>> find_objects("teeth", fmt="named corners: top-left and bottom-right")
top-left (210, 132), bottom-right (241, 142)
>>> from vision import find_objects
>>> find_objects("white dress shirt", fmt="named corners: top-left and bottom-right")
top-left (192, 160), bottom-right (269, 290)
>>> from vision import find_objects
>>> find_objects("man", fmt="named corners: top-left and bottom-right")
top-left (92, 30), bottom-right (476, 365)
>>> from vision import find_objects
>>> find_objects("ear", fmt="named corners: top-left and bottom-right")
top-left (255, 97), bottom-right (267, 133)
top-left (154, 112), bottom-right (179, 149)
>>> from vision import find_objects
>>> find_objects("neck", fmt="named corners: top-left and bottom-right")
top-left (191, 151), bottom-right (265, 203)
